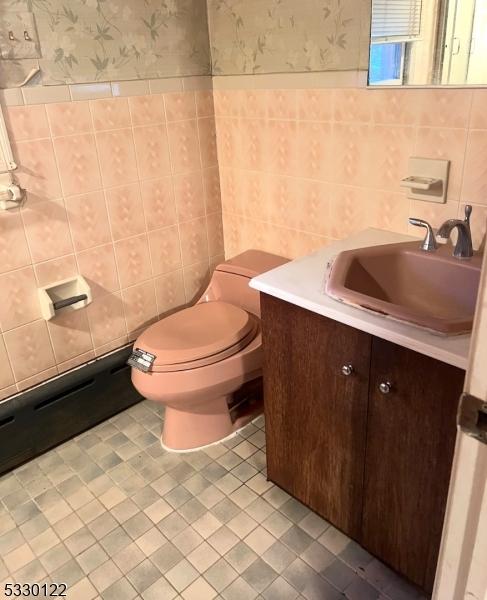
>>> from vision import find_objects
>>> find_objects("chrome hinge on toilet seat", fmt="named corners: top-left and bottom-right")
top-left (128, 348), bottom-right (157, 373)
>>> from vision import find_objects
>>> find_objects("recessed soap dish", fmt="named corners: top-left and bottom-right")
top-left (400, 157), bottom-right (450, 203)
top-left (38, 275), bottom-right (92, 321)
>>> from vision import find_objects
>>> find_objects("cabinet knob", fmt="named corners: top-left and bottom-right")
top-left (341, 364), bottom-right (354, 376)
top-left (379, 381), bottom-right (392, 394)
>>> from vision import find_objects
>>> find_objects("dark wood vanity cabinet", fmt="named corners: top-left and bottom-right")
top-left (261, 294), bottom-right (465, 594)
top-left (363, 338), bottom-right (463, 592)
top-left (261, 293), bottom-right (371, 539)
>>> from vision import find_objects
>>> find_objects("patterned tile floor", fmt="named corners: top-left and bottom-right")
top-left (0, 401), bottom-right (428, 600)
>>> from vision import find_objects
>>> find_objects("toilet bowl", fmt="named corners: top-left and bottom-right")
top-left (130, 250), bottom-right (288, 451)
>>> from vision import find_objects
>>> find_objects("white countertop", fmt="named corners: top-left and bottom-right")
top-left (250, 228), bottom-right (471, 370)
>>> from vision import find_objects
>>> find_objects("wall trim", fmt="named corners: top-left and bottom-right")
top-left (0, 75), bottom-right (214, 106)
top-left (212, 71), bottom-right (368, 90)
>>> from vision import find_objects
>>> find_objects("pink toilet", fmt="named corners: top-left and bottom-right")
top-left (130, 250), bottom-right (288, 451)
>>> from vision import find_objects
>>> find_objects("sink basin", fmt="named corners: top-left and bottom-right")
top-left (326, 241), bottom-right (482, 335)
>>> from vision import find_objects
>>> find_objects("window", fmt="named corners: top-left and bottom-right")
top-left (369, 42), bottom-right (406, 84)
top-left (369, 0), bottom-right (422, 85)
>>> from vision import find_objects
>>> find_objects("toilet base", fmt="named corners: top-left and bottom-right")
top-left (161, 379), bottom-right (263, 452)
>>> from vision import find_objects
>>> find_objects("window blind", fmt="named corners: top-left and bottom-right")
top-left (371, 0), bottom-right (423, 40)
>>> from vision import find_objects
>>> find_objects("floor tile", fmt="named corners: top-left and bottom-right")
top-left (263, 540), bottom-right (297, 573)
top-left (127, 557), bottom-right (162, 593)
top-left (207, 525), bottom-right (239, 554)
top-left (165, 558), bottom-right (199, 592)
top-left (0, 401), bottom-right (423, 600)
top-left (150, 540), bottom-right (184, 573)
top-left (39, 542), bottom-right (71, 572)
top-left (302, 572), bottom-right (343, 600)
top-left (101, 525), bottom-right (132, 555)
top-left (262, 576), bottom-right (300, 600)
top-left (227, 512), bottom-right (258, 538)
top-left (66, 576), bottom-right (98, 600)
top-left (244, 525), bottom-right (276, 554)
top-left (322, 557), bottom-right (357, 591)
top-left (76, 543), bottom-right (109, 574)
top-left (113, 541), bottom-right (146, 572)
top-left (282, 558), bottom-right (318, 593)
top-left (141, 576), bottom-right (178, 600)
top-left (204, 557), bottom-right (238, 592)
top-left (318, 525), bottom-right (352, 555)
top-left (102, 576), bottom-right (138, 600)
top-left (262, 511), bottom-right (293, 538)
top-left (12, 558), bottom-right (46, 584)
top-left (172, 526), bottom-right (204, 554)
top-left (345, 575), bottom-right (382, 599)
top-left (298, 512), bottom-right (330, 539)
top-left (89, 558), bottom-right (123, 592)
top-left (224, 541), bottom-right (258, 573)
top-left (222, 577), bottom-right (259, 600)
top-left (30, 528), bottom-right (61, 556)
top-left (182, 576), bottom-right (218, 600)
top-left (242, 557), bottom-right (278, 592)
top-left (51, 558), bottom-right (85, 586)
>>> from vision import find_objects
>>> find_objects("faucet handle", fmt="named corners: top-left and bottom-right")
top-left (464, 204), bottom-right (472, 225)
top-left (408, 217), bottom-right (438, 252)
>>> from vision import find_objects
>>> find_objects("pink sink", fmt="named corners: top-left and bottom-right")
top-left (326, 241), bottom-right (482, 335)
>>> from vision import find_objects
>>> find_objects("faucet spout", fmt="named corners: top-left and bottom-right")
top-left (437, 205), bottom-right (473, 259)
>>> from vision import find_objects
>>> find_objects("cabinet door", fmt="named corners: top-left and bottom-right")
top-left (261, 294), bottom-right (371, 538)
top-left (362, 338), bottom-right (464, 593)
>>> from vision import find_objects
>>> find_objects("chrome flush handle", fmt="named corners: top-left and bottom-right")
top-left (341, 364), bottom-right (354, 376)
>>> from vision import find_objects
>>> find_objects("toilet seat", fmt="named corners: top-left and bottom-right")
top-left (136, 301), bottom-right (259, 372)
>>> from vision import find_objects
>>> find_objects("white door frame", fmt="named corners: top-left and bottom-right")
top-left (434, 245), bottom-right (487, 599)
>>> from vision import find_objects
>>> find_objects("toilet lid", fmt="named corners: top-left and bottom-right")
top-left (137, 301), bottom-right (256, 367)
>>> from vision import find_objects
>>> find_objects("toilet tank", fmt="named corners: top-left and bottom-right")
top-left (201, 250), bottom-right (289, 317)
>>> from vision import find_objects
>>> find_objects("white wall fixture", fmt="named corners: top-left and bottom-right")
top-left (0, 177), bottom-right (23, 210)
top-left (400, 157), bottom-right (450, 203)
top-left (0, 103), bottom-right (16, 173)
top-left (0, 102), bottom-right (25, 210)
top-left (38, 276), bottom-right (92, 321)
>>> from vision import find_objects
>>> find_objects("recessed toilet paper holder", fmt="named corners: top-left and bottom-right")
top-left (38, 275), bottom-right (92, 320)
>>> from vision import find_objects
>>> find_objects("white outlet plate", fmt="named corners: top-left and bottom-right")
top-left (0, 12), bottom-right (40, 60)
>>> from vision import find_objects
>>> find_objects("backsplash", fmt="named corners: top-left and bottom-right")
top-left (207, 0), bottom-right (370, 75)
top-left (215, 85), bottom-right (487, 259)
top-left (0, 0), bottom-right (211, 88)
top-left (0, 88), bottom-right (223, 398)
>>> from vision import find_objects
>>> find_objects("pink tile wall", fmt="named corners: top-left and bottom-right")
top-left (2, 84), bottom-right (486, 399)
top-left (0, 90), bottom-right (223, 398)
top-left (215, 87), bottom-right (487, 259)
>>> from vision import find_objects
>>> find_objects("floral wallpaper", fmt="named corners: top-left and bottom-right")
top-left (0, 0), bottom-right (211, 87)
top-left (207, 0), bottom-right (370, 75)
top-left (0, 0), bottom-right (371, 87)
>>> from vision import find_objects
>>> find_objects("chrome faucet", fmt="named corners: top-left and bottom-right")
top-left (408, 217), bottom-right (438, 252)
top-left (437, 205), bottom-right (473, 259)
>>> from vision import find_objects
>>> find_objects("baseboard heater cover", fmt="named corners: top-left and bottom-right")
top-left (0, 346), bottom-right (142, 476)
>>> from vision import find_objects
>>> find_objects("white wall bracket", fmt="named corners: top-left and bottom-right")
top-left (0, 173), bottom-right (24, 210)
top-left (400, 157), bottom-right (450, 203)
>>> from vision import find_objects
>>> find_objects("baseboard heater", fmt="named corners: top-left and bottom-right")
top-left (0, 345), bottom-right (142, 477)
